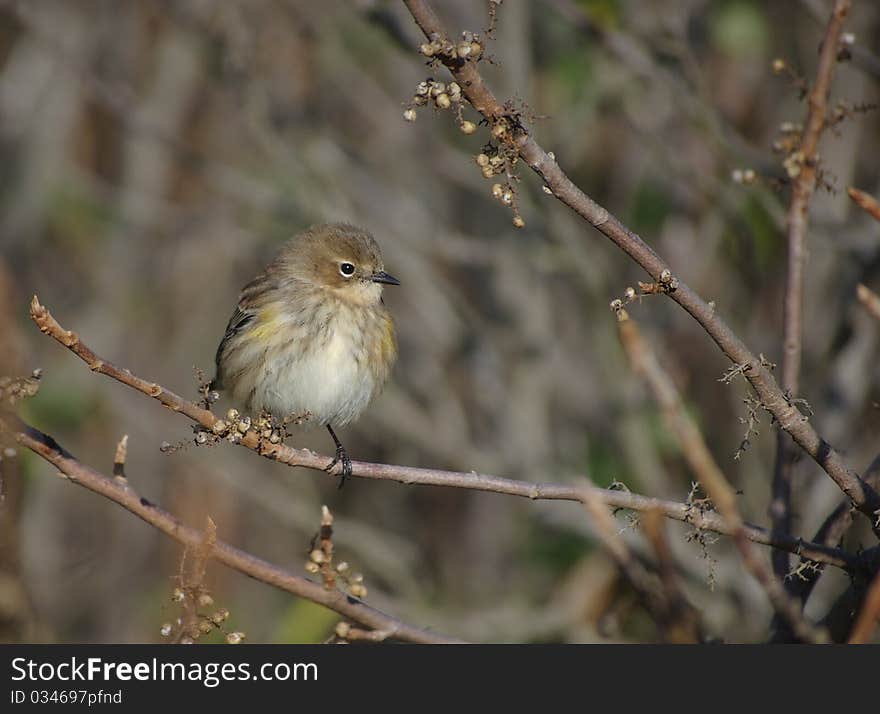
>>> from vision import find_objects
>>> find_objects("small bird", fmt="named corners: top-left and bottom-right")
top-left (211, 223), bottom-right (399, 485)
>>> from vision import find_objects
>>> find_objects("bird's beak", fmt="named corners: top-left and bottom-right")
top-left (370, 271), bottom-right (400, 286)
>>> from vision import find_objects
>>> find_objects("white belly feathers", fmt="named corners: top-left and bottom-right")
top-left (254, 320), bottom-right (376, 427)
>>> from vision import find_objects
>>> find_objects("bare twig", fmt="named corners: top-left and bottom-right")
top-left (641, 508), bottom-right (703, 643)
top-left (856, 284), bottom-right (880, 321)
top-left (799, 0), bottom-right (880, 80)
top-left (172, 517), bottom-right (220, 644)
top-left (773, 0), bottom-right (852, 582)
top-left (25, 296), bottom-right (859, 572)
top-left (398, 0), bottom-right (880, 528)
top-left (112, 434), bottom-right (129, 483)
top-left (617, 315), bottom-right (828, 642)
top-left (791, 455), bottom-right (880, 602)
top-left (313, 505), bottom-right (338, 591)
top-left (333, 622), bottom-right (395, 643)
top-left (5, 417), bottom-right (462, 644)
top-left (848, 187), bottom-right (880, 222)
top-left (581, 490), bottom-right (698, 642)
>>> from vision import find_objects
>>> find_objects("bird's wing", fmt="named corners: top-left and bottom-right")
top-left (211, 304), bottom-right (257, 390)
top-left (211, 265), bottom-right (282, 389)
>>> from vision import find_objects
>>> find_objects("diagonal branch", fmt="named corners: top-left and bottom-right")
top-left (5, 417), bottom-right (464, 644)
top-left (856, 284), bottom-right (880, 321)
top-left (581, 492), bottom-right (702, 643)
top-left (848, 187), bottom-right (880, 223)
top-left (639, 508), bottom-right (704, 643)
top-left (398, 0), bottom-right (880, 530)
top-left (617, 313), bottom-right (828, 643)
top-left (26, 296), bottom-right (862, 573)
top-left (772, 0), bottom-right (852, 582)
top-left (848, 569), bottom-right (880, 644)
top-left (778, 453), bottom-right (880, 629)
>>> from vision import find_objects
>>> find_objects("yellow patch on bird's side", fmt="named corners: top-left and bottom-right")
top-left (249, 305), bottom-right (285, 342)
top-left (376, 312), bottom-right (397, 373)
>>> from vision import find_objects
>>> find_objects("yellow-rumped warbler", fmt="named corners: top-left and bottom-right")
top-left (211, 223), bottom-right (399, 484)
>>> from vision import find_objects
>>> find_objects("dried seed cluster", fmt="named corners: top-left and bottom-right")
top-left (609, 272), bottom-right (680, 321)
top-left (404, 78), bottom-right (476, 135)
top-left (770, 121), bottom-right (807, 179)
top-left (194, 408), bottom-right (310, 450)
top-left (401, 22), bottom-right (532, 229)
top-left (731, 168), bottom-right (757, 185)
top-left (770, 39), bottom-right (861, 186)
top-left (476, 136), bottom-right (525, 228)
top-left (639, 269), bottom-right (679, 295)
top-left (418, 30), bottom-right (484, 63)
top-left (190, 368), bottom-right (310, 451)
top-left (159, 585), bottom-right (244, 645)
top-left (609, 286), bottom-right (639, 322)
top-left (475, 140), bottom-right (517, 179)
top-left (0, 369), bottom-right (42, 406)
top-left (208, 408), bottom-right (252, 445)
top-left (305, 506), bottom-right (368, 599)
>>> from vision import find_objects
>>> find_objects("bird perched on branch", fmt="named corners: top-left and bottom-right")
top-left (212, 223), bottom-right (399, 486)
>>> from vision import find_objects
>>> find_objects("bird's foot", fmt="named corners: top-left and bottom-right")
top-left (325, 444), bottom-right (353, 489)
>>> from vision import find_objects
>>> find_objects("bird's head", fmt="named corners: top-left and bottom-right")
top-left (280, 223), bottom-right (399, 305)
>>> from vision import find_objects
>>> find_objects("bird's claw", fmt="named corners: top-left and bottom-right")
top-left (326, 444), bottom-right (352, 489)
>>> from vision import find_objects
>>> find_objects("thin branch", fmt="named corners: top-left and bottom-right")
top-left (617, 314), bottom-right (828, 643)
top-left (580, 491), bottom-right (657, 601)
top-left (773, 0), bottom-right (852, 581)
top-left (799, 0), bottom-right (880, 80)
top-left (848, 570), bottom-right (880, 644)
top-left (398, 0), bottom-right (880, 529)
top-left (581, 490), bottom-right (701, 643)
top-left (847, 187), bottom-right (880, 223)
top-left (640, 508), bottom-right (704, 643)
top-left (6, 417), bottom-right (463, 645)
top-left (771, 434), bottom-right (797, 579)
top-left (113, 434), bottom-right (129, 482)
top-left (780, 454), bottom-right (880, 616)
top-left (856, 284), bottom-right (880, 321)
top-left (26, 296), bottom-right (860, 573)
top-left (334, 623), bottom-right (396, 643)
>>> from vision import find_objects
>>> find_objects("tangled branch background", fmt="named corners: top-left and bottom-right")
top-left (1, 0), bottom-right (880, 643)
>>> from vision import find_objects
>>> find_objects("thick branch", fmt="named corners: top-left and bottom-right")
top-left (399, 0), bottom-right (880, 528)
top-left (27, 296), bottom-right (860, 573)
top-left (7, 418), bottom-right (462, 645)
top-left (772, 0), bottom-right (851, 581)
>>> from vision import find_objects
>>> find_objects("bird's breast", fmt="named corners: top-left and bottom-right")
top-left (254, 302), bottom-right (396, 426)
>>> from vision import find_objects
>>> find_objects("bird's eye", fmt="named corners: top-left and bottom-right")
top-left (339, 262), bottom-right (356, 277)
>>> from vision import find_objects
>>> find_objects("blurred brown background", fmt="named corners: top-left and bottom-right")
top-left (1, 0), bottom-right (879, 643)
